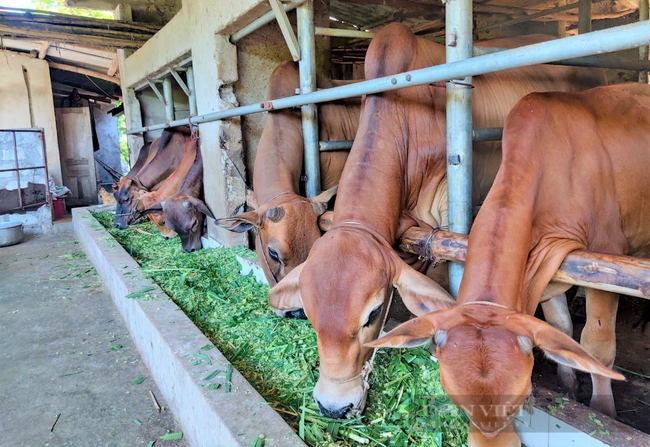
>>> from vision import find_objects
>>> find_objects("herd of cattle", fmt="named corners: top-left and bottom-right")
top-left (113, 23), bottom-right (650, 447)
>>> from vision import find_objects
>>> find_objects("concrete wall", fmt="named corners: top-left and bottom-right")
top-left (0, 50), bottom-right (62, 186)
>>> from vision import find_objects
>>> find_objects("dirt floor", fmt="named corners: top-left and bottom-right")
top-left (533, 288), bottom-right (650, 435)
top-left (0, 228), bottom-right (188, 447)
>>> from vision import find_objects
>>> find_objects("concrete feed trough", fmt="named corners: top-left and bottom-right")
top-left (73, 206), bottom-right (650, 447)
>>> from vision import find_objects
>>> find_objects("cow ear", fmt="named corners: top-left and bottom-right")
top-left (311, 185), bottom-right (338, 216)
top-left (214, 211), bottom-right (261, 233)
top-left (507, 314), bottom-right (625, 380)
top-left (393, 260), bottom-right (456, 317)
top-left (365, 316), bottom-right (435, 348)
top-left (268, 263), bottom-right (304, 311)
top-left (112, 181), bottom-right (119, 194)
top-left (191, 198), bottom-right (215, 220)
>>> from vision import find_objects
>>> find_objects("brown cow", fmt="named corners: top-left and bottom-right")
top-left (268, 23), bottom-right (604, 418)
top-left (113, 129), bottom-right (188, 229)
top-left (215, 61), bottom-right (359, 293)
top-left (143, 142), bottom-right (214, 252)
top-left (132, 137), bottom-right (198, 238)
top-left (368, 83), bottom-right (650, 447)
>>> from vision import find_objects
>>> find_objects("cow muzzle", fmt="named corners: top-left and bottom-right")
top-left (313, 374), bottom-right (367, 419)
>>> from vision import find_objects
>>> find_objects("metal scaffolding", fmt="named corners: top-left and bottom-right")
top-left (124, 2), bottom-right (650, 291)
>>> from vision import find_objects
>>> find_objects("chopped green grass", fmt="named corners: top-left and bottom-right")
top-left (93, 212), bottom-right (468, 446)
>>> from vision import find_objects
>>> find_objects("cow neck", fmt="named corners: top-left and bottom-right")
top-left (457, 176), bottom-right (538, 312)
top-left (136, 132), bottom-right (184, 190)
top-left (331, 102), bottom-right (404, 245)
top-left (253, 110), bottom-right (305, 204)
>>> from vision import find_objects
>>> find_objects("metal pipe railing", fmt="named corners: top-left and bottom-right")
top-left (127, 20), bottom-right (650, 135)
top-left (315, 27), bottom-right (375, 39)
top-left (474, 46), bottom-right (650, 71)
top-left (318, 128), bottom-right (503, 152)
top-left (297, 0), bottom-right (320, 198)
top-left (230, 0), bottom-right (306, 43)
top-left (162, 77), bottom-right (174, 122)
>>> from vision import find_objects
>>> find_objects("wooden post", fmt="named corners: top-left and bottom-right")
top-left (318, 211), bottom-right (650, 300)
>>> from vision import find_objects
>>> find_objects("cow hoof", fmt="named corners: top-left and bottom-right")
top-left (556, 366), bottom-right (578, 400)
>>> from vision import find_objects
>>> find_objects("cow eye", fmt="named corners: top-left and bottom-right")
top-left (364, 305), bottom-right (383, 328)
top-left (268, 247), bottom-right (280, 263)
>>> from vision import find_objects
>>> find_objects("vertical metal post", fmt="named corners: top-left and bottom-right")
top-left (187, 66), bottom-right (198, 117)
top-left (578, 0), bottom-right (591, 33)
top-left (297, 0), bottom-right (321, 197)
top-left (12, 131), bottom-right (23, 210)
top-left (162, 77), bottom-right (174, 122)
top-left (640, 0), bottom-right (649, 83)
top-left (446, 0), bottom-right (473, 297)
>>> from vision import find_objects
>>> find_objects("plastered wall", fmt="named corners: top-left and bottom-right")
top-left (0, 51), bottom-right (62, 185)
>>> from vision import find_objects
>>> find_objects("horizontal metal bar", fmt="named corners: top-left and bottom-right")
top-left (474, 46), bottom-right (650, 71)
top-left (230, 0), bottom-right (306, 43)
top-left (472, 127), bottom-right (503, 142)
top-left (315, 27), bottom-right (375, 39)
top-left (319, 140), bottom-right (353, 151)
top-left (0, 128), bottom-right (44, 132)
top-left (127, 20), bottom-right (650, 135)
top-left (0, 166), bottom-right (47, 173)
top-left (319, 128), bottom-right (503, 151)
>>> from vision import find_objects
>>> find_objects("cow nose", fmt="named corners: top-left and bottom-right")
top-left (316, 400), bottom-right (352, 419)
top-left (288, 308), bottom-right (307, 319)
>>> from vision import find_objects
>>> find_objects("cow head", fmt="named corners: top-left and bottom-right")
top-left (215, 186), bottom-right (338, 290)
top-left (113, 177), bottom-right (146, 229)
top-left (268, 226), bottom-right (455, 418)
top-left (142, 194), bottom-right (214, 252)
top-left (367, 305), bottom-right (625, 447)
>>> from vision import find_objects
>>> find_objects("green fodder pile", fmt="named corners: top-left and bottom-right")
top-left (94, 212), bottom-right (468, 446)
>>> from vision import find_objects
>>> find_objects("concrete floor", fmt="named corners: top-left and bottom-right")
top-left (0, 228), bottom-right (188, 447)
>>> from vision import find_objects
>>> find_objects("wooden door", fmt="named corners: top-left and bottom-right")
top-left (56, 108), bottom-right (98, 207)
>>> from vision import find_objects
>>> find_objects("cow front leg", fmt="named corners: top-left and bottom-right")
top-left (541, 293), bottom-right (577, 398)
top-left (581, 288), bottom-right (618, 418)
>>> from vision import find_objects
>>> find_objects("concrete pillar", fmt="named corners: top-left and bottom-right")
top-left (192, 34), bottom-right (247, 247)
top-left (114, 3), bottom-right (144, 166)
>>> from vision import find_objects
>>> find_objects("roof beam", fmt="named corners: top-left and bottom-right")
top-left (48, 61), bottom-right (121, 84)
top-left (107, 55), bottom-right (119, 76)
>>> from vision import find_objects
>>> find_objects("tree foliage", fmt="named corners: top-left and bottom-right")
top-left (32, 0), bottom-right (113, 19)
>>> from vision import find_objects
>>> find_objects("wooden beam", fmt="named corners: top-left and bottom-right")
top-left (48, 61), bottom-right (121, 85)
top-left (318, 211), bottom-right (650, 300)
top-left (0, 24), bottom-right (145, 49)
top-left (38, 40), bottom-right (50, 59)
top-left (107, 55), bottom-right (119, 76)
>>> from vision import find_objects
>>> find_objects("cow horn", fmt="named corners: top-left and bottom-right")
top-left (434, 329), bottom-right (448, 349)
top-left (182, 201), bottom-right (191, 209)
top-left (266, 206), bottom-right (285, 223)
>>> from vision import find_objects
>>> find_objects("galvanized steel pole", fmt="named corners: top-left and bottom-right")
top-left (445, 0), bottom-right (473, 297)
top-left (186, 66), bottom-right (197, 118)
top-left (640, 0), bottom-right (649, 83)
top-left (297, 0), bottom-right (321, 197)
top-left (162, 77), bottom-right (174, 122)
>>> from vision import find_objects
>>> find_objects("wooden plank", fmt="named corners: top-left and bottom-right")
top-left (107, 55), bottom-right (119, 76)
top-left (269, 0), bottom-right (300, 62)
top-left (0, 24), bottom-right (144, 49)
top-left (318, 211), bottom-right (650, 299)
top-left (38, 40), bottom-right (50, 59)
top-left (48, 61), bottom-right (120, 85)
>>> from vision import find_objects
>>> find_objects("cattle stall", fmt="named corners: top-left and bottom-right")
top-left (16, 0), bottom-right (648, 445)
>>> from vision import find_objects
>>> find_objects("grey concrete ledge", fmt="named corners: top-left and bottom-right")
top-left (73, 206), bottom-right (305, 447)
